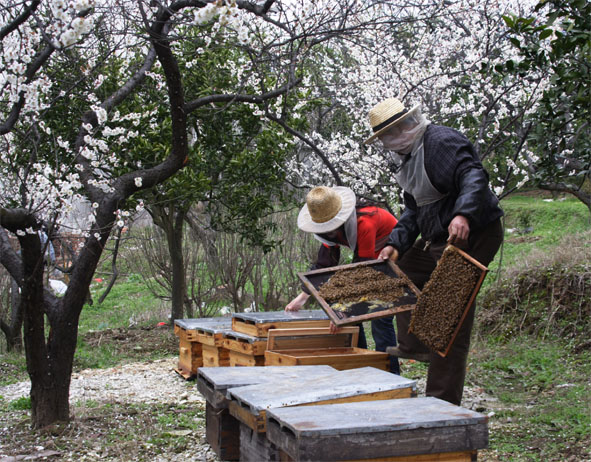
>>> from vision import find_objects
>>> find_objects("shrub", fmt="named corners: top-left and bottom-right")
top-left (478, 230), bottom-right (590, 342)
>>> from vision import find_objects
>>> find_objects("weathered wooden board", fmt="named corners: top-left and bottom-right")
top-left (266, 397), bottom-right (488, 461)
top-left (202, 344), bottom-right (230, 367)
top-left (198, 366), bottom-right (337, 462)
top-left (240, 422), bottom-right (280, 462)
top-left (231, 310), bottom-right (330, 337)
top-left (206, 401), bottom-right (241, 461)
top-left (228, 367), bottom-right (416, 433)
top-left (174, 318), bottom-right (230, 379)
top-left (175, 337), bottom-right (203, 379)
top-left (197, 365), bottom-right (337, 409)
top-left (264, 347), bottom-right (389, 371)
top-left (174, 317), bottom-right (233, 346)
top-left (223, 330), bottom-right (267, 356)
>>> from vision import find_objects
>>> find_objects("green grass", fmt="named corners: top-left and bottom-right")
top-left (483, 193), bottom-right (589, 290)
top-left (470, 334), bottom-right (591, 461)
top-left (81, 273), bottom-right (167, 334)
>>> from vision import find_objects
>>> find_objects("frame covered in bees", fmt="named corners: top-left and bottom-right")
top-left (409, 245), bottom-right (489, 357)
top-left (299, 260), bottom-right (421, 327)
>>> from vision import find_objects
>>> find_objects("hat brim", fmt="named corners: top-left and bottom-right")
top-left (364, 104), bottom-right (420, 145)
top-left (297, 186), bottom-right (356, 234)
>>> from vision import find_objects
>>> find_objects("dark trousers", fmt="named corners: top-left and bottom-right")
top-left (357, 317), bottom-right (400, 374)
top-left (396, 218), bottom-right (504, 405)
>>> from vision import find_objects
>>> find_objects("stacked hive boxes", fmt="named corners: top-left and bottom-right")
top-left (173, 310), bottom-right (331, 379)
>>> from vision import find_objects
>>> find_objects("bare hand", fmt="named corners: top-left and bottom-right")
top-left (447, 215), bottom-right (470, 246)
top-left (329, 322), bottom-right (340, 335)
top-left (378, 245), bottom-right (399, 262)
top-left (285, 292), bottom-right (309, 312)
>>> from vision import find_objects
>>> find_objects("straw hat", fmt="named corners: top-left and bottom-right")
top-left (297, 186), bottom-right (356, 233)
top-left (364, 98), bottom-right (420, 144)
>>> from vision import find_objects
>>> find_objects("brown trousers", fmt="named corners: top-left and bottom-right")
top-left (396, 218), bottom-right (504, 405)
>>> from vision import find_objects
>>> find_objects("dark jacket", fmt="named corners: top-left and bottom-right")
top-left (387, 124), bottom-right (503, 256)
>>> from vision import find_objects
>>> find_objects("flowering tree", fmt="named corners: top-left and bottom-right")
top-left (281, 0), bottom-right (551, 207)
top-left (502, 0), bottom-right (590, 211)
top-left (0, 0), bottom-right (401, 427)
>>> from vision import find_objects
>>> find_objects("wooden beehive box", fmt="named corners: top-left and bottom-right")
top-left (197, 365), bottom-right (336, 461)
top-left (266, 397), bottom-right (488, 462)
top-left (228, 366), bottom-right (416, 434)
top-left (264, 327), bottom-right (389, 371)
top-left (222, 330), bottom-right (267, 367)
top-left (299, 259), bottom-right (421, 327)
top-left (410, 245), bottom-right (489, 357)
top-left (231, 310), bottom-right (330, 337)
top-left (173, 317), bottom-right (231, 379)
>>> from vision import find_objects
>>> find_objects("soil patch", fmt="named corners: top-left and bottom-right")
top-left (81, 325), bottom-right (178, 358)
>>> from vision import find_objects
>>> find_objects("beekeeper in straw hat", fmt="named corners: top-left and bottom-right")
top-left (365, 97), bottom-right (504, 404)
top-left (285, 185), bottom-right (401, 374)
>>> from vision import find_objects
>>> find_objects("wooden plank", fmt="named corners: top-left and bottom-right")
top-left (196, 365), bottom-right (337, 409)
top-left (266, 327), bottom-right (359, 351)
top-left (231, 310), bottom-right (330, 337)
top-left (227, 367), bottom-right (416, 432)
top-left (264, 347), bottom-right (389, 371)
top-left (229, 350), bottom-right (265, 367)
top-left (265, 397), bottom-right (487, 461)
top-left (174, 318), bottom-right (233, 345)
top-left (202, 344), bottom-right (230, 367)
top-left (206, 402), bottom-right (240, 461)
top-left (239, 422), bottom-right (280, 462)
top-left (222, 331), bottom-right (267, 356)
top-left (341, 451), bottom-right (477, 461)
top-left (175, 337), bottom-right (202, 379)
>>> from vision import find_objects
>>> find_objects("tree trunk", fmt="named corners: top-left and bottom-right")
top-left (167, 210), bottom-right (186, 322)
top-left (151, 204), bottom-right (188, 323)
top-left (0, 277), bottom-right (24, 351)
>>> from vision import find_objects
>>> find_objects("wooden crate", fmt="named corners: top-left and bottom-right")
top-left (265, 397), bottom-right (488, 461)
top-left (264, 327), bottom-right (389, 371)
top-left (228, 367), bottom-right (416, 433)
top-left (173, 318), bottom-right (230, 379)
top-left (231, 310), bottom-right (330, 338)
top-left (222, 331), bottom-right (267, 367)
top-left (197, 366), bottom-right (337, 461)
top-left (299, 259), bottom-right (421, 327)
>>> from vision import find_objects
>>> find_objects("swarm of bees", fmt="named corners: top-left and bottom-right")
top-left (409, 246), bottom-right (482, 352)
top-left (318, 266), bottom-right (411, 309)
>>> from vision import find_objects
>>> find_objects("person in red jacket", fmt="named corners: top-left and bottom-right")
top-left (285, 186), bottom-right (400, 374)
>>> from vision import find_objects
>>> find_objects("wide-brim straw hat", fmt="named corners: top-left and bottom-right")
top-left (364, 98), bottom-right (420, 144)
top-left (297, 186), bottom-right (356, 234)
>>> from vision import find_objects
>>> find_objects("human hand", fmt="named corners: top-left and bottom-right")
top-left (447, 215), bottom-right (470, 246)
top-left (329, 322), bottom-right (340, 335)
top-left (378, 245), bottom-right (399, 262)
top-left (285, 292), bottom-right (309, 312)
